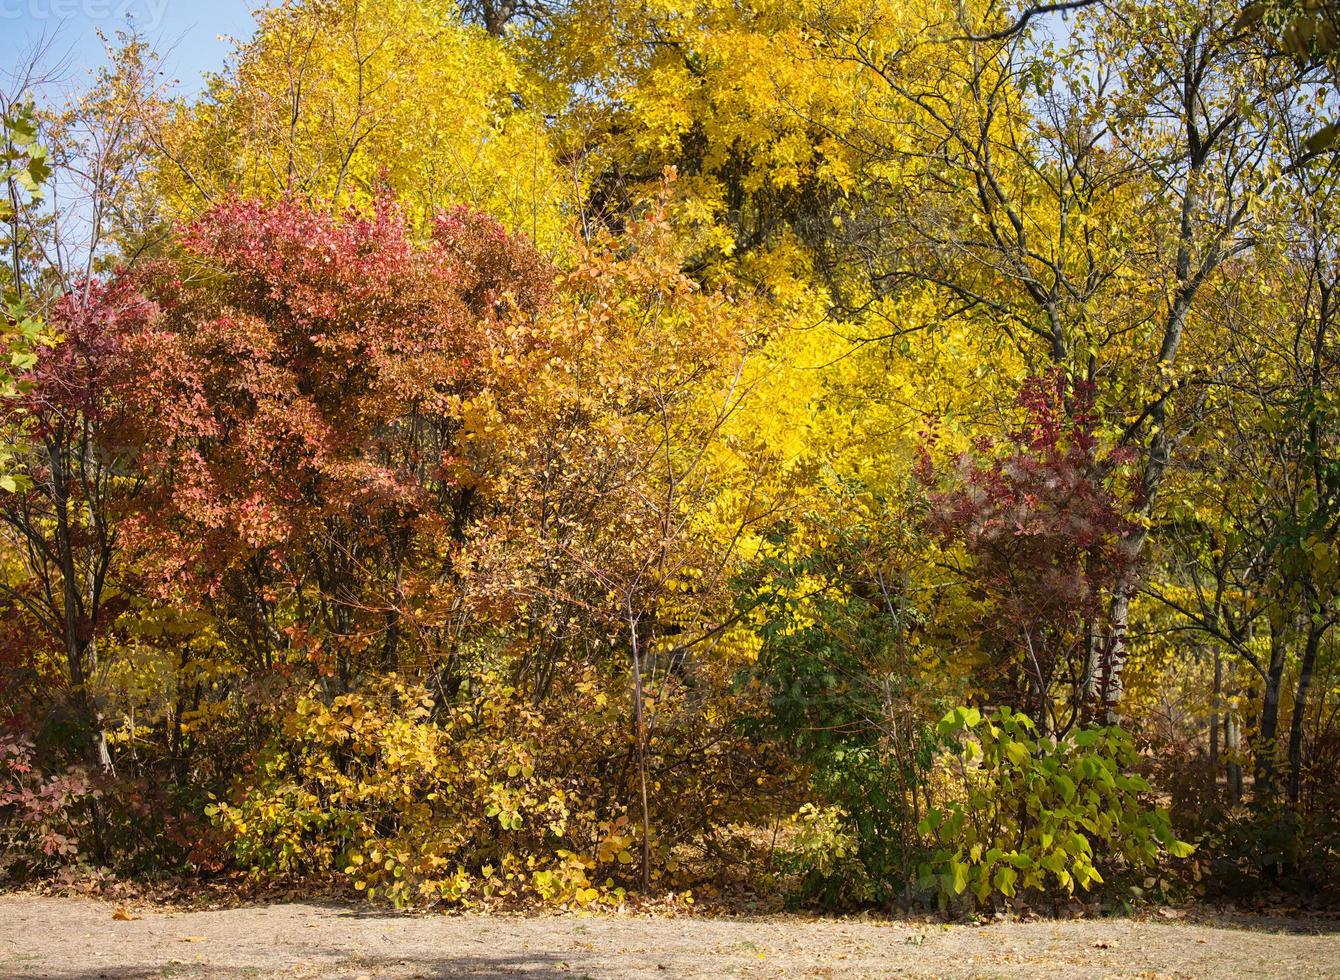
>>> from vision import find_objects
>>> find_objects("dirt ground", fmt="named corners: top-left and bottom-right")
top-left (0, 895), bottom-right (1336, 979)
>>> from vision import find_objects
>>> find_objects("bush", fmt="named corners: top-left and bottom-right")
top-left (917, 707), bottom-right (1191, 910)
top-left (0, 731), bottom-right (93, 882)
top-left (203, 664), bottom-right (775, 909)
top-left (743, 517), bottom-right (943, 908)
top-left (205, 675), bottom-right (641, 908)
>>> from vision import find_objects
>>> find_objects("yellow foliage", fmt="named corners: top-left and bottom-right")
top-left (153, 0), bottom-right (571, 252)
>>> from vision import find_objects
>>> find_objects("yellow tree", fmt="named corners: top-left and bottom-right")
top-left (805, 0), bottom-right (1330, 717)
top-left (459, 189), bottom-right (803, 885)
top-left (149, 0), bottom-right (571, 252)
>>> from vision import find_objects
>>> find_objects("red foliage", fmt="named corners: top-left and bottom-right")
top-left (132, 196), bottom-right (554, 679)
top-left (432, 205), bottom-right (553, 317)
top-left (0, 275), bottom-right (159, 472)
top-left (0, 729), bottom-right (92, 878)
top-left (0, 274), bottom-right (160, 725)
top-left (920, 373), bottom-right (1137, 730)
top-left (9, 278), bottom-right (158, 429)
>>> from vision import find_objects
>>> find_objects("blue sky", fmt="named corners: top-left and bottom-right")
top-left (1, 0), bottom-right (262, 96)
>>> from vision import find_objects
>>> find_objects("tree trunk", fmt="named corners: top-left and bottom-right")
top-left (1226, 702), bottom-right (1243, 804)
top-left (70, 650), bottom-right (113, 863)
top-left (1287, 624), bottom-right (1323, 806)
top-left (627, 605), bottom-right (652, 892)
top-left (1209, 647), bottom-right (1221, 780)
top-left (1254, 627), bottom-right (1287, 800)
top-left (1099, 585), bottom-right (1133, 721)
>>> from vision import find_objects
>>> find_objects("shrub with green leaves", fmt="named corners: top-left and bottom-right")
top-left (741, 512), bottom-right (945, 907)
top-left (918, 706), bottom-right (1192, 909)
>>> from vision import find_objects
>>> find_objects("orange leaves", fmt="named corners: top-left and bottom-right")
top-left (128, 196), bottom-right (561, 683)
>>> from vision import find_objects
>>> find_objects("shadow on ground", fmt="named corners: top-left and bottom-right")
top-left (10, 950), bottom-right (590, 979)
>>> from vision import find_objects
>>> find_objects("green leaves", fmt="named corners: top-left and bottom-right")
top-left (936, 705), bottom-right (981, 735)
top-left (920, 707), bottom-right (1193, 907)
top-left (1055, 773), bottom-right (1077, 805)
top-left (1, 101), bottom-right (50, 210)
top-left (0, 101), bottom-right (55, 491)
top-left (949, 857), bottom-right (970, 895)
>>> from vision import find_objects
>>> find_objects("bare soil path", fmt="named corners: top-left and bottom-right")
top-left (0, 895), bottom-right (1335, 979)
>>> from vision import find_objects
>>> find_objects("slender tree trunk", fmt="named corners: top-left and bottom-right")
top-left (67, 639), bottom-right (112, 863)
top-left (1209, 647), bottom-right (1221, 782)
top-left (1287, 624), bottom-right (1323, 806)
top-left (1100, 148), bottom-right (1200, 715)
top-left (627, 605), bottom-right (652, 892)
top-left (46, 432), bottom-right (117, 860)
top-left (1226, 701), bottom-right (1243, 804)
top-left (1100, 586), bottom-right (1132, 721)
top-left (1254, 627), bottom-right (1287, 800)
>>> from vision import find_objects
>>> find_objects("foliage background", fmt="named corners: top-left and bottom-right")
top-left (1, 0), bottom-right (1337, 913)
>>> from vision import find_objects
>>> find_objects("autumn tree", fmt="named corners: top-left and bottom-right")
top-left (921, 374), bottom-right (1138, 735)
top-left (460, 194), bottom-right (793, 887)
top-left (1149, 165), bottom-right (1340, 806)
top-left (148, 0), bottom-right (569, 252)
top-left (124, 196), bottom-right (550, 699)
top-left (806, 0), bottom-right (1331, 718)
top-left (0, 41), bottom-right (167, 791)
top-left (0, 274), bottom-right (162, 877)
